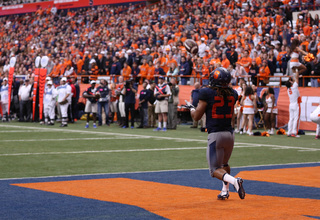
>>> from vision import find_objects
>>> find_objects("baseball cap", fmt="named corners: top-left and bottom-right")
top-left (159, 76), bottom-right (165, 80)
top-left (3, 77), bottom-right (8, 81)
top-left (61, 77), bottom-right (67, 82)
top-left (47, 81), bottom-right (53, 85)
top-left (46, 76), bottom-right (51, 81)
top-left (90, 80), bottom-right (96, 84)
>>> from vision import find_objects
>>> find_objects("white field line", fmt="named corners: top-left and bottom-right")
top-left (0, 125), bottom-right (319, 152)
top-left (0, 143), bottom-right (319, 157)
top-left (1, 161), bottom-right (319, 181)
top-left (0, 137), bottom-right (143, 142)
top-left (0, 130), bottom-right (45, 133)
top-left (0, 147), bottom-right (207, 156)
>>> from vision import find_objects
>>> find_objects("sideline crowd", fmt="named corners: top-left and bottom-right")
top-left (0, 0), bottom-right (320, 131)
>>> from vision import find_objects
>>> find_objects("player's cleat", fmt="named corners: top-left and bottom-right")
top-left (93, 124), bottom-right (97, 129)
top-left (269, 129), bottom-right (274, 135)
top-left (153, 127), bottom-right (161, 131)
top-left (122, 126), bottom-right (128, 129)
top-left (60, 124), bottom-right (68, 127)
top-left (315, 135), bottom-right (320, 139)
top-left (85, 124), bottom-right (89, 128)
top-left (217, 191), bottom-right (229, 200)
top-left (162, 128), bottom-right (167, 132)
top-left (234, 177), bottom-right (245, 199)
top-left (239, 129), bottom-right (243, 135)
top-left (234, 129), bottom-right (239, 133)
top-left (291, 134), bottom-right (300, 138)
top-left (131, 126), bottom-right (134, 129)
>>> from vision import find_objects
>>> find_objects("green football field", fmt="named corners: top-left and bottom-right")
top-left (0, 121), bottom-right (319, 179)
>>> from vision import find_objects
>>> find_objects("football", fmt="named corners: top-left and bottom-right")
top-left (184, 39), bottom-right (199, 55)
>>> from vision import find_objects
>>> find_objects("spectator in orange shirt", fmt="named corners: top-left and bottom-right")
top-left (49, 58), bottom-right (61, 85)
top-left (201, 61), bottom-right (210, 86)
top-left (258, 59), bottom-right (270, 86)
top-left (239, 50), bottom-right (252, 73)
top-left (147, 60), bottom-right (155, 81)
top-left (221, 53), bottom-right (230, 69)
top-left (139, 59), bottom-right (149, 84)
top-left (166, 53), bottom-right (178, 72)
top-left (303, 21), bottom-right (312, 36)
top-left (202, 50), bottom-right (211, 63)
top-left (75, 55), bottom-right (84, 74)
top-left (209, 52), bottom-right (221, 70)
top-left (121, 62), bottom-right (132, 81)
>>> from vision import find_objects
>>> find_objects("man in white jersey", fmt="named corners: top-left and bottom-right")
top-left (0, 78), bottom-right (9, 122)
top-left (57, 77), bottom-right (71, 127)
top-left (310, 102), bottom-right (320, 139)
top-left (285, 70), bottom-right (301, 137)
top-left (43, 81), bottom-right (57, 125)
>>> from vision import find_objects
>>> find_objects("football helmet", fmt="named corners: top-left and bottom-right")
top-left (209, 67), bottom-right (231, 88)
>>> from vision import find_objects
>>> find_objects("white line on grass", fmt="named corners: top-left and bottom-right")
top-left (0, 147), bottom-right (207, 156)
top-left (0, 124), bottom-right (207, 143)
top-left (0, 143), bottom-right (318, 157)
top-left (0, 137), bottom-right (144, 142)
top-left (0, 130), bottom-right (45, 133)
top-left (0, 125), bottom-right (319, 152)
top-left (1, 161), bottom-right (319, 181)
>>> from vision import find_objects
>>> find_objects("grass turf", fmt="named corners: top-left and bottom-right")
top-left (0, 121), bottom-right (319, 179)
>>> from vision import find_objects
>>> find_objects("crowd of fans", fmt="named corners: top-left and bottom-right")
top-left (0, 0), bottom-right (320, 88)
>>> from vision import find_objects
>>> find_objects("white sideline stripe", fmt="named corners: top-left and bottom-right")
top-left (0, 137), bottom-right (143, 142)
top-left (0, 130), bottom-right (45, 133)
top-left (0, 147), bottom-right (207, 156)
top-left (0, 143), bottom-right (318, 157)
top-left (1, 161), bottom-right (319, 181)
top-left (0, 124), bottom-right (207, 143)
top-left (0, 125), bottom-right (319, 152)
top-left (235, 142), bottom-right (320, 151)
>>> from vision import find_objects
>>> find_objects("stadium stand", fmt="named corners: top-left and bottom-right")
top-left (0, 0), bottom-right (319, 88)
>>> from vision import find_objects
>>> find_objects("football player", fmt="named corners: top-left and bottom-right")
top-left (186, 67), bottom-right (245, 200)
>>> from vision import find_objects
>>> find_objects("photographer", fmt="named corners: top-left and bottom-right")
top-left (97, 79), bottom-right (111, 126)
top-left (137, 81), bottom-right (150, 128)
top-left (167, 78), bottom-right (179, 129)
top-left (122, 79), bottom-right (137, 128)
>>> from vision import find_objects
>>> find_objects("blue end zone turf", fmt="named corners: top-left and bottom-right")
top-left (0, 162), bottom-right (319, 219)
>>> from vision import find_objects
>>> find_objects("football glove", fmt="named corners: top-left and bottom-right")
top-left (185, 100), bottom-right (196, 112)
